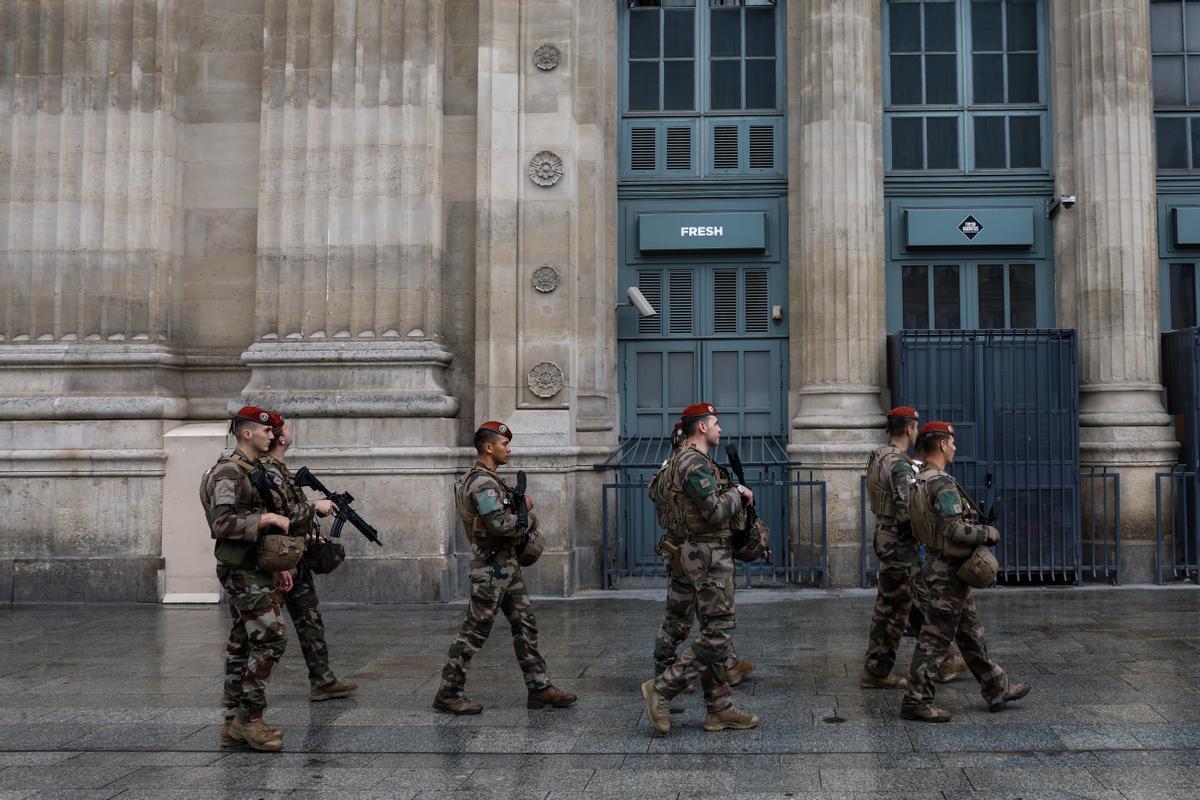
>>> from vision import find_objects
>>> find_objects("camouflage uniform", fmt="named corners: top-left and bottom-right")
top-left (653, 572), bottom-right (743, 677)
top-left (260, 456), bottom-right (336, 689)
top-left (903, 467), bottom-right (1008, 710)
top-left (200, 450), bottom-right (288, 723)
top-left (438, 463), bottom-right (549, 696)
top-left (863, 443), bottom-right (920, 677)
top-left (652, 444), bottom-right (745, 713)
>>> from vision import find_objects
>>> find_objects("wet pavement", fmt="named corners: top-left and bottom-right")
top-left (1, 586), bottom-right (1199, 799)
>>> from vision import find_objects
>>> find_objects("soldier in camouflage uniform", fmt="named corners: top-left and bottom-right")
top-left (900, 422), bottom-right (1031, 722)
top-left (261, 412), bottom-right (359, 702)
top-left (199, 405), bottom-right (294, 752)
top-left (433, 421), bottom-right (577, 715)
top-left (861, 408), bottom-right (967, 688)
top-left (641, 403), bottom-right (759, 735)
top-left (654, 427), bottom-right (758, 689)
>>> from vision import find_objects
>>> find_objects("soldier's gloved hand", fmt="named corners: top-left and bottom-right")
top-left (313, 499), bottom-right (337, 517)
top-left (984, 527), bottom-right (1000, 546)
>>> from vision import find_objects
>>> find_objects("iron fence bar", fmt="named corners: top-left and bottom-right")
top-left (1113, 473), bottom-right (1121, 585)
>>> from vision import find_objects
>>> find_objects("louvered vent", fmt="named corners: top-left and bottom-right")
top-left (745, 270), bottom-right (770, 333)
top-left (638, 272), bottom-right (662, 334)
top-left (665, 127), bottom-right (692, 171)
top-left (713, 125), bottom-right (739, 170)
top-left (749, 125), bottom-right (774, 170)
top-left (668, 271), bottom-right (694, 334)
top-left (714, 270), bottom-right (738, 333)
top-left (630, 127), bottom-right (657, 172)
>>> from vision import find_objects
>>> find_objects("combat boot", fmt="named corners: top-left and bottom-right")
top-left (220, 718), bottom-right (282, 747)
top-left (859, 669), bottom-right (908, 689)
top-left (900, 704), bottom-right (952, 723)
top-left (228, 714), bottom-right (284, 752)
top-left (726, 660), bottom-right (755, 687)
top-left (935, 655), bottom-right (968, 684)
top-left (433, 691), bottom-right (483, 715)
top-left (309, 679), bottom-right (359, 702)
top-left (527, 685), bottom-right (577, 709)
top-left (640, 678), bottom-right (671, 735)
top-left (987, 681), bottom-right (1032, 712)
top-left (703, 706), bottom-right (759, 732)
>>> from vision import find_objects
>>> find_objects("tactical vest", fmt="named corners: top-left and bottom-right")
top-left (910, 467), bottom-right (975, 560)
top-left (674, 448), bottom-right (734, 538)
top-left (865, 444), bottom-right (912, 525)
top-left (454, 467), bottom-right (505, 547)
top-left (647, 452), bottom-right (686, 533)
top-left (199, 453), bottom-right (263, 569)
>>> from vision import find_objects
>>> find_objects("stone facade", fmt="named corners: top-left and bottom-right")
top-left (0, 0), bottom-right (1182, 600)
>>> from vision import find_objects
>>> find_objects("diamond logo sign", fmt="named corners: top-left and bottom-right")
top-left (958, 215), bottom-right (984, 240)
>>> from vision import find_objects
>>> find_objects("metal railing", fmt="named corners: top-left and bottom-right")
top-left (1080, 467), bottom-right (1121, 583)
top-left (601, 474), bottom-right (827, 589)
top-left (1156, 468), bottom-right (1200, 584)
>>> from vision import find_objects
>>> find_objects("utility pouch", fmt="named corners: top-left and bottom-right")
top-left (256, 534), bottom-right (304, 573)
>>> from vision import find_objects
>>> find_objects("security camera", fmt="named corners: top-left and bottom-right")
top-left (626, 286), bottom-right (657, 318)
top-left (1059, 194), bottom-right (1076, 209)
top-left (1046, 193), bottom-right (1078, 218)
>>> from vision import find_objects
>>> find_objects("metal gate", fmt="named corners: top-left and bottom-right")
top-left (1157, 327), bottom-right (1200, 583)
top-left (596, 435), bottom-right (827, 588)
top-left (885, 329), bottom-right (1083, 583)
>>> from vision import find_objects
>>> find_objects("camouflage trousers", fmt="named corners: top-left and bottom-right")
top-left (281, 565), bottom-right (336, 689)
top-left (903, 554), bottom-right (1009, 709)
top-left (864, 526), bottom-right (920, 677)
top-left (218, 565), bottom-right (287, 722)
top-left (653, 570), bottom-right (740, 677)
top-left (439, 554), bottom-right (549, 695)
top-left (653, 540), bottom-right (736, 713)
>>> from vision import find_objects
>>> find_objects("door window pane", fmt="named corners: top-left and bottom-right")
top-left (1009, 115), bottom-right (1041, 167)
top-left (927, 117), bottom-right (959, 168)
top-left (973, 53), bottom-right (1004, 103)
top-left (1157, 116), bottom-right (1190, 168)
top-left (1007, 52), bottom-right (1039, 102)
top-left (667, 351), bottom-right (695, 408)
top-left (1190, 4), bottom-right (1200, 52)
top-left (663, 61), bottom-right (695, 109)
top-left (891, 55), bottom-right (924, 104)
top-left (1005, 1), bottom-right (1038, 51)
top-left (1151, 2), bottom-right (1185, 53)
top-left (924, 3), bottom-right (957, 51)
top-left (1009, 264), bottom-right (1037, 327)
top-left (978, 265), bottom-right (1006, 327)
top-left (1154, 55), bottom-right (1187, 105)
top-left (629, 62), bottom-right (660, 110)
top-left (663, 9), bottom-right (695, 57)
top-left (712, 351), bottom-right (740, 407)
top-left (744, 351), bottom-right (771, 406)
top-left (630, 12), bottom-right (661, 58)
top-left (710, 9), bottom-right (741, 56)
top-left (971, 1), bottom-right (1002, 51)
top-left (1192, 117), bottom-right (1200, 167)
top-left (710, 60), bottom-right (741, 109)
top-left (925, 54), bottom-right (959, 103)
top-left (890, 3), bottom-right (922, 52)
top-left (974, 115), bottom-right (1006, 167)
top-left (1190, 59), bottom-right (1200, 106)
top-left (933, 266), bottom-right (962, 328)
top-left (892, 117), bottom-right (925, 168)
top-left (1170, 263), bottom-right (1198, 329)
top-left (903, 265), bottom-right (930, 328)
top-left (745, 60), bottom-right (776, 108)
top-left (745, 7), bottom-right (775, 56)
top-left (637, 352), bottom-right (664, 408)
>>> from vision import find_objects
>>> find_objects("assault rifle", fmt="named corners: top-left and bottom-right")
top-left (724, 445), bottom-right (772, 563)
top-left (293, 467), bottom-right (383, 546)
top-left (487, 470), bottom-right (529, 563)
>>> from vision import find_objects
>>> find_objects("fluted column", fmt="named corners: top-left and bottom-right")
top-left (1055, 0), bottom-right (1176, 546)
top-left (241, 0), bottom-right (457, 418)
top-left (787, 0), bottom-right (886, 582)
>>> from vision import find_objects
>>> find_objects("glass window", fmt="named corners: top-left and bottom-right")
top-left (628, 4), bottom-right (696, 112)
top-left (1170, 263), bottom-right (1198, 329)
top-left (1152, 0), bottom-right (1200, 170)
top-left (978, 265), bottom-right (1006, 327)
top-left (902, 265), bottom-right (931, 328)
top-left (933, 266), bottom-right (962, 328)
top-left (886, 0), bottom-right (1047, 173)
top-left (893, 118), bottom-right (926, 169)
top-left (708, 1), bottom-right (779, 110)
top-left (1009, 264), bottom-right (1037, 327)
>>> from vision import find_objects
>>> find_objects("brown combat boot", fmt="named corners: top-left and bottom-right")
top-left (703, 706), bottom-right (760, 732)
top-left (988, 681), bottom-right (1032, 712)
top-left (527, 685), bottom-right (577, 709)
top-left (726, 660), bottom-right (755, 687)
top-left (220, 718), bottom-right (282, 748)
top-left (228, 714), bottom-right (284, 752)
top-left (433, 691), bottom-right (483, 715)
top-left (859, 669), bottom-right (908, 689)
top-left (309, 679), bottom-right (359, 702)
top-left (900, 704), bottom-right (952, 723)
top-left (935, 655), bottom-right (968, 684)
top-left (640, 678), bottom-right (671, 734)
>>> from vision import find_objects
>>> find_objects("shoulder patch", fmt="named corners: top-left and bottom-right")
top-left (473, 488), bottom-right (503, 515)
top-left (685, 468), bottom-right (719, 499)
top-left (934, 487), bottom-right (963, 518)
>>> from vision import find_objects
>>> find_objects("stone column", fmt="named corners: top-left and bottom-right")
top-left (0, 0), bottom-right (187, 600)
top-left (1054, 0), bottom-right (1177, 560)
top-left (788, 0), bottom-right (887, 583)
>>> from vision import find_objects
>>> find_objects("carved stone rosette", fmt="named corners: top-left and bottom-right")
top-left (532, 265), bottom-right (560, 293)
top-left (528, 151), bottom-right (564, 186)
top-left (533, 44), bottom-right (561, 71)
top-left (527, 361), bottom-right (564, 399)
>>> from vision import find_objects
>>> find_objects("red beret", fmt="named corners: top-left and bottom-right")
top-left (921, 421), bottom-right (955, 436)
top-left (233, 405), bottom-right (272, 425)
top-left (478, 420), bottom-right (513, 440)
top-left (888, 406), bottom-right (919, 420)
top-left (265, 411), bottom-right (284, 429)
top-left (681, 402), bottom-right (718, 420)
